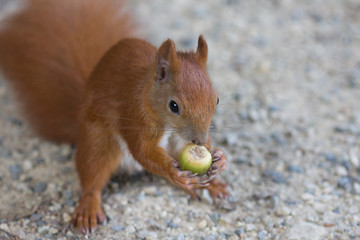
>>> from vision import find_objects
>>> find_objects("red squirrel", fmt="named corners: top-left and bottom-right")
top-left (0, 0), bottom-right (228, 233)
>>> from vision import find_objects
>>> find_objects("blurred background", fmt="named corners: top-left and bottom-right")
top-left (0, 0), bottom-right (359, 239)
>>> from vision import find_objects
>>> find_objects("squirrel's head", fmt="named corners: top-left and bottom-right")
top-left (150, 35), bottom-right (218, 146)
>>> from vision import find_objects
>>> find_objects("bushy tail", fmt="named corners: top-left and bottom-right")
top-left (0, 0), bottom-right (135, 143)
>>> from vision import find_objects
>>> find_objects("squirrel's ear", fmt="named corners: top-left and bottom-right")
top-left (155, 39), bottom-right (180, 83)
top-left (196, 35), bottom-right (208, 67)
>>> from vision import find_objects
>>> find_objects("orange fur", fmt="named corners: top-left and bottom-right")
top-left (0, 0), bottom-right (135, 143)
top-left (0, 0), bottom-right (228, 234)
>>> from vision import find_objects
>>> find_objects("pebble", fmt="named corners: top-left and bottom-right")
top-left (38, 225), bottom-right (50, 234)
top-left (324, 153), bottom-right (337, 163)
top-left (137, 230), bottom-right (158, 239)
top-left (233, 156), bottom-right (248, 164)
top-left (9, 117), bottom-right (23, 126)
top-left (30, 213), bottom-right (43, 222)
top-left (257, 230), bottom-right (267, 240)
top-left (198, 219), bottom-right (207, 229)
top-left (275, 206), bottom-right (291, 216)
top-left (176, 233), bottom-right (186, 240)
top-left (224, 132), bottom-right (238, 146)
top-left (13, 226), bottom-right (26, 239)
top-left (234, 228), bottom-right (245, 237)
top-left (167, 219), bottom-right (179, 229)
top-left (246, 224), bottom-right (256, 232)
top-left (337, 176), bottom-right (354, 192)
top-left (204, 235), bottom-right (217, 240)
top-left (271, 132), bottom-right (286, 145)
top-left (62, 213), bottom-right (71, 223)
top-left (32, 182), bottom-right (47, 193)
top-left (287, 164), bottom-right (305, 173)
top-left (9, 164), bottom-right (23, 180)
top-left (286, 222), bottom-right (326, 240)
top-left (125, 225), bottom-right (136, 234)
top-left (262, 170), bottom-right (287, 184)
top-left (209, 212), bottom-right (220, 224)
top-left (23, 159), bottom-right (33, 171)
top-left (111, 225), bottom-right (125, 232)
top-left (353, 182), bottom-right (360, 194)
top-left (350, 149), bottom-right (360, 168)
top-left (301, 193), bottom-right (314, 201)
top-left (336, 166), bottom-right (348, 176)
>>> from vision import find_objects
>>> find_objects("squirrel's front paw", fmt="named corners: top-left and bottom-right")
top-left (207, 147), bottom-right (227, 178)
top-left (206, 178), bottom-right (229, 199)
top-left (169, 166), bottom-right (210, 199)
top-left (71, 192), bottom-right (106, 234)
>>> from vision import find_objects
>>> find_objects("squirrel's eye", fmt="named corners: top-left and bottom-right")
top-left (169, 100), bottom-right (179, 114)
top-left (217, 97), bottom-right (220, 105)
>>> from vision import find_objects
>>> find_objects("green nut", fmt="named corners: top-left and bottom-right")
top-left (179, 144), bottom-right (212, 175)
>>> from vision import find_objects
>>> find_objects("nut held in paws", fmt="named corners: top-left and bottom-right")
top-left (179, 144), bottom-right (212, 175)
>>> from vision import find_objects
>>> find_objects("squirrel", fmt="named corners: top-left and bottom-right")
top-left (0, 0), bottom-right (229, 234)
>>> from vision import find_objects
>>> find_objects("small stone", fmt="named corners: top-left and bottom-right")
top-left (204, 235), bottom-right (217, 240)
top-left (301, 193), bottom-right (314, 201)
top-left (275, 206), bottom-right (291, 216)
top-left (65, 199), bottom-right (75, 207)
top-left (350, 149), bottom-right (360, 168)
top-left (167, 219), bottom-right (179, 229)
top-left (13, 227), bottom-right (26, 239)
top-left (337, 176), bottom-right (353, 192)
top-left (63, 213), bottom-right (72, 223)
top-left (246, 224), bottom-right (256, 232)
top-left (262, 170), bottom-right (287, 184)
top-left (336, 166), bottom-right (348, 176)
top-left (224, 133), bottom-right (238, 146)
top-left (0, 223), bottom-right (10, 232)
top-left (49, 203), bottom-right (61, 211)
top-left (63, 190), bottom-right (72, 199)
top-left (10, 117), bottom-right (23, 126)
top-left (23, 160), bottom-right (33, 171)
top-left (9, 164), bottom-right (23, 180)
top-left (137, 230), bottom-right (157, 239)
top-left (32, 182), bottom-right (47, 193)
top-left (38, 225), bottom-right (50, 234)
top-left (209, 212), bottom-right (220, 224)
top-left (258, 230), bottom-right (267, 240)
top-left (235, 228), bottom-right (245, 236)
top-left (353, 182), bottom-right (360, 194)
top-left (0, 149), bottom-right (12, 158)
top-left (268, 105), bottom-right (280, 113)
top-left (125, 225), bottom-right (136, 234)
top-left (30, 213), bottom-right (43, 222)
top-left (324, 153), bottom-right (337, 163)
top-left (198, 219), bottom-right (207, 228)
top-left (222, 231), bottom-right (232, 238)
top-left (49, 228), bottom-right (58, 234)
top-left (233, 156), bottom-right (248, 164)
top-left (286, 222), bottom-right (326, 240)
top-left (111, 225), bottom-right (125, 232)
top-left (176, 233), bottom-right (186, 240)
top-left (271, 132), bottom-right (286, 145)
top-left (332, 207), bottom-right (340, 214)
top-left (287, 165), bottom-right (304, 173)
top-left (33, 157), bottom-right (45, 165)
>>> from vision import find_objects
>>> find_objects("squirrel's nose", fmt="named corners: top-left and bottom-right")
top-left (191, 138), bottom-right (206, 146)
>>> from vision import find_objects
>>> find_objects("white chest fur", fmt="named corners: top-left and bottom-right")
top-left (158, 129), bottom-right (188, 160)
top-left (116, 130), bottom-right (187, 173)
top-left (116, 135), bottom-right (143, 173)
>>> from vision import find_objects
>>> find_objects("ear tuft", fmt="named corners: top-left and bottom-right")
top-left (155, 39), bottom-right (179, 83)
top-left (196, 35), bottom-right (208, 67)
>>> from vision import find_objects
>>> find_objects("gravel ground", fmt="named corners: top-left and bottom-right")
top-left (1, 0), bottom-right (360, 239)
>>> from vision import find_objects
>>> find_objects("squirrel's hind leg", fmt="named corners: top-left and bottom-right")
top-left (72, 122), bottom-right (122, 234)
